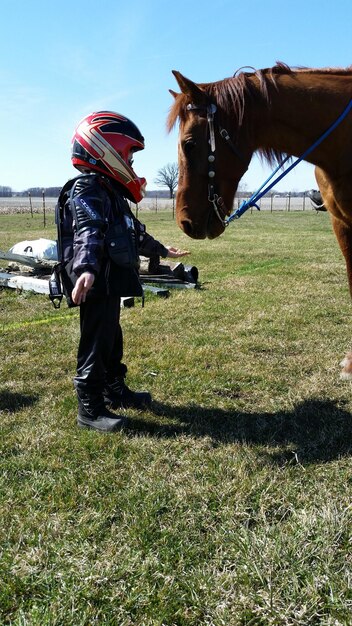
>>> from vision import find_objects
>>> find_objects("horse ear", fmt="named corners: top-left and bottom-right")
top-left (172, 70), bottom-right (207, 105)
top-left (169, 89), bottom-right (178, 99)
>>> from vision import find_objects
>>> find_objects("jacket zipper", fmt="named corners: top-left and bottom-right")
top-left (105, 259), bottom-right (111, 295)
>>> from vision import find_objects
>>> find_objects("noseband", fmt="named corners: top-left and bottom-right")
top-left (186, 102), bottom-right (248, 227)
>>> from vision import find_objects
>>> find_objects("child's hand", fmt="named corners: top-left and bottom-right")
top-left (166, 246), bottom-right (190, 258)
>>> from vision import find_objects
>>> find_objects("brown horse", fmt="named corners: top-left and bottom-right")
top-left (167, 62), bottom-right (352, 378)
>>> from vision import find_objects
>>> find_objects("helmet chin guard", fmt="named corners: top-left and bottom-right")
top-left (71, 111), bottom-right (147, 203)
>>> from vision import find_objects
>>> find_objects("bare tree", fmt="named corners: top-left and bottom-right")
top-left (154, 162), bottom-right (178, 199)
top-left (0, 186), bottom-right (12, 197)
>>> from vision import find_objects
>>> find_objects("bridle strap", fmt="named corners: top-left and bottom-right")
top-left (187, 102), bottom-right (247, 226)
top-left (206, 106), bottom-right (231, 225)
top-left (186, 102), bottom-right (250, 227)
top-left (219, 128), bottom-right (248, 165)
top-left (207, 103), bottom-right (217, 152)
top-left (207, 108), bottom-right (248, 226)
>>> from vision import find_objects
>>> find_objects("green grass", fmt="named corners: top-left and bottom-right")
top-left (1, 210), bottom-right (352, 625)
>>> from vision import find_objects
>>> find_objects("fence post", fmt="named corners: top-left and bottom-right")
top-left (270, 193), bottom-right (273, 213)
top-left (28, 191), bottom-right (33, 217)
top-left (286, 192), bottom-right (291, 212)
top-left (155, 193), bottom-right (158, 213)
top-left (303, 192), bottom-right (306, 211)
top-left (42, 189), bottom-right (46, 227)
top-left (172, 193), bottom-right (175, 220)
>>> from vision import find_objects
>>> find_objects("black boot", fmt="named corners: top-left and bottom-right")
top-left (104, 376), bottom-right (152, 410)
top-left (77, 390), bottom-right (127, 432)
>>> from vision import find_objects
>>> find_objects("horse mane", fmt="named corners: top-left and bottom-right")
top-left (167, 62), bottom-right (352, 167)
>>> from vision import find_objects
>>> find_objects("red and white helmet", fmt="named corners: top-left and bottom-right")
top-left (71, 111), bottom-right (147, 203)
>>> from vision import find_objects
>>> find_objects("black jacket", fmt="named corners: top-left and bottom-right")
top-left (60, 173), bottom-right (168, 298)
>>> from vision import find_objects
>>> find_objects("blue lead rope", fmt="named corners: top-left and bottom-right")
top-left (226, 98), bottom-right (352, 225)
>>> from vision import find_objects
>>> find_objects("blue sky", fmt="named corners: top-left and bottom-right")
top-left (1, 0), bottom-right (351, 193)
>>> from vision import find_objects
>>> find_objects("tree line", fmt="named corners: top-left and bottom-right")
top-left (0, 186), bottom-right (13, 197)
top-left (0, 186), bottom-right (62, 197)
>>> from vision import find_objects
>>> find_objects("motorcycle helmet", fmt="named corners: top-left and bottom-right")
top-left (71, 111), bottom-right (146, 203)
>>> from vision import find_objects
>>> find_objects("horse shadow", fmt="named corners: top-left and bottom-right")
top-left (128, 398), bottom-right (352, 465)
top-left (0, 390), bottom-right (39, 414)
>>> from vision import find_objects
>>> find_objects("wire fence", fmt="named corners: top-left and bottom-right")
top-left (134, 192), bottom-right (316, 217)
top-left (0, 191), bottom-right (319, 221)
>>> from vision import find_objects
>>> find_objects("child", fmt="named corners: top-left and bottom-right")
top-left (60, 111), bottom-right (188, 432)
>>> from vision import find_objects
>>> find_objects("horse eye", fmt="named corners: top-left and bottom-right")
top-left (183, 140), bottom-right (196, 155)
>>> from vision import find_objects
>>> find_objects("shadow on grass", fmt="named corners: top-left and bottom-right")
top-left (128, 398), bottom-right (352, 464)
top-left (0, 390), bottom-right (38, 413)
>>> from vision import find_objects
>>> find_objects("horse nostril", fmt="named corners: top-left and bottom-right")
top-left (181, 219), bottom-right (193, 236)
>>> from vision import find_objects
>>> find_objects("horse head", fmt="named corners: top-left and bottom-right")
top-left (168, 71), bottom-right (252, 239)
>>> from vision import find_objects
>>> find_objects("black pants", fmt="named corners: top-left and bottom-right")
top-left (74, 295), bottom-right (127, 395)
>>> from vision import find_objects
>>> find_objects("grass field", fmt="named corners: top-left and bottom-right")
top-left (0, 210), bottom-right (351, 625)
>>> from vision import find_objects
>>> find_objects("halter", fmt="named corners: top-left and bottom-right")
top-left (186, 102), bottom-right (248, 226)
top-left (186, 97), bottom-right (352, 228)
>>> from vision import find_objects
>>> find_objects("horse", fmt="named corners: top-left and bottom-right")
top-left (167, 62), bottom-right (352, 378)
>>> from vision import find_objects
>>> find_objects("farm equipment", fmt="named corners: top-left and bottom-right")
top-left (307, 189), bottom-right (327, 212)
top-left (0, 242), bottom-right (200, 305)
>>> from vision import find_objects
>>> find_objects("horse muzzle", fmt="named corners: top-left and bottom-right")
top-left (178, 212), bottom-right (207, 239)
top-left (178, 206), bottom-right (225, 240)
